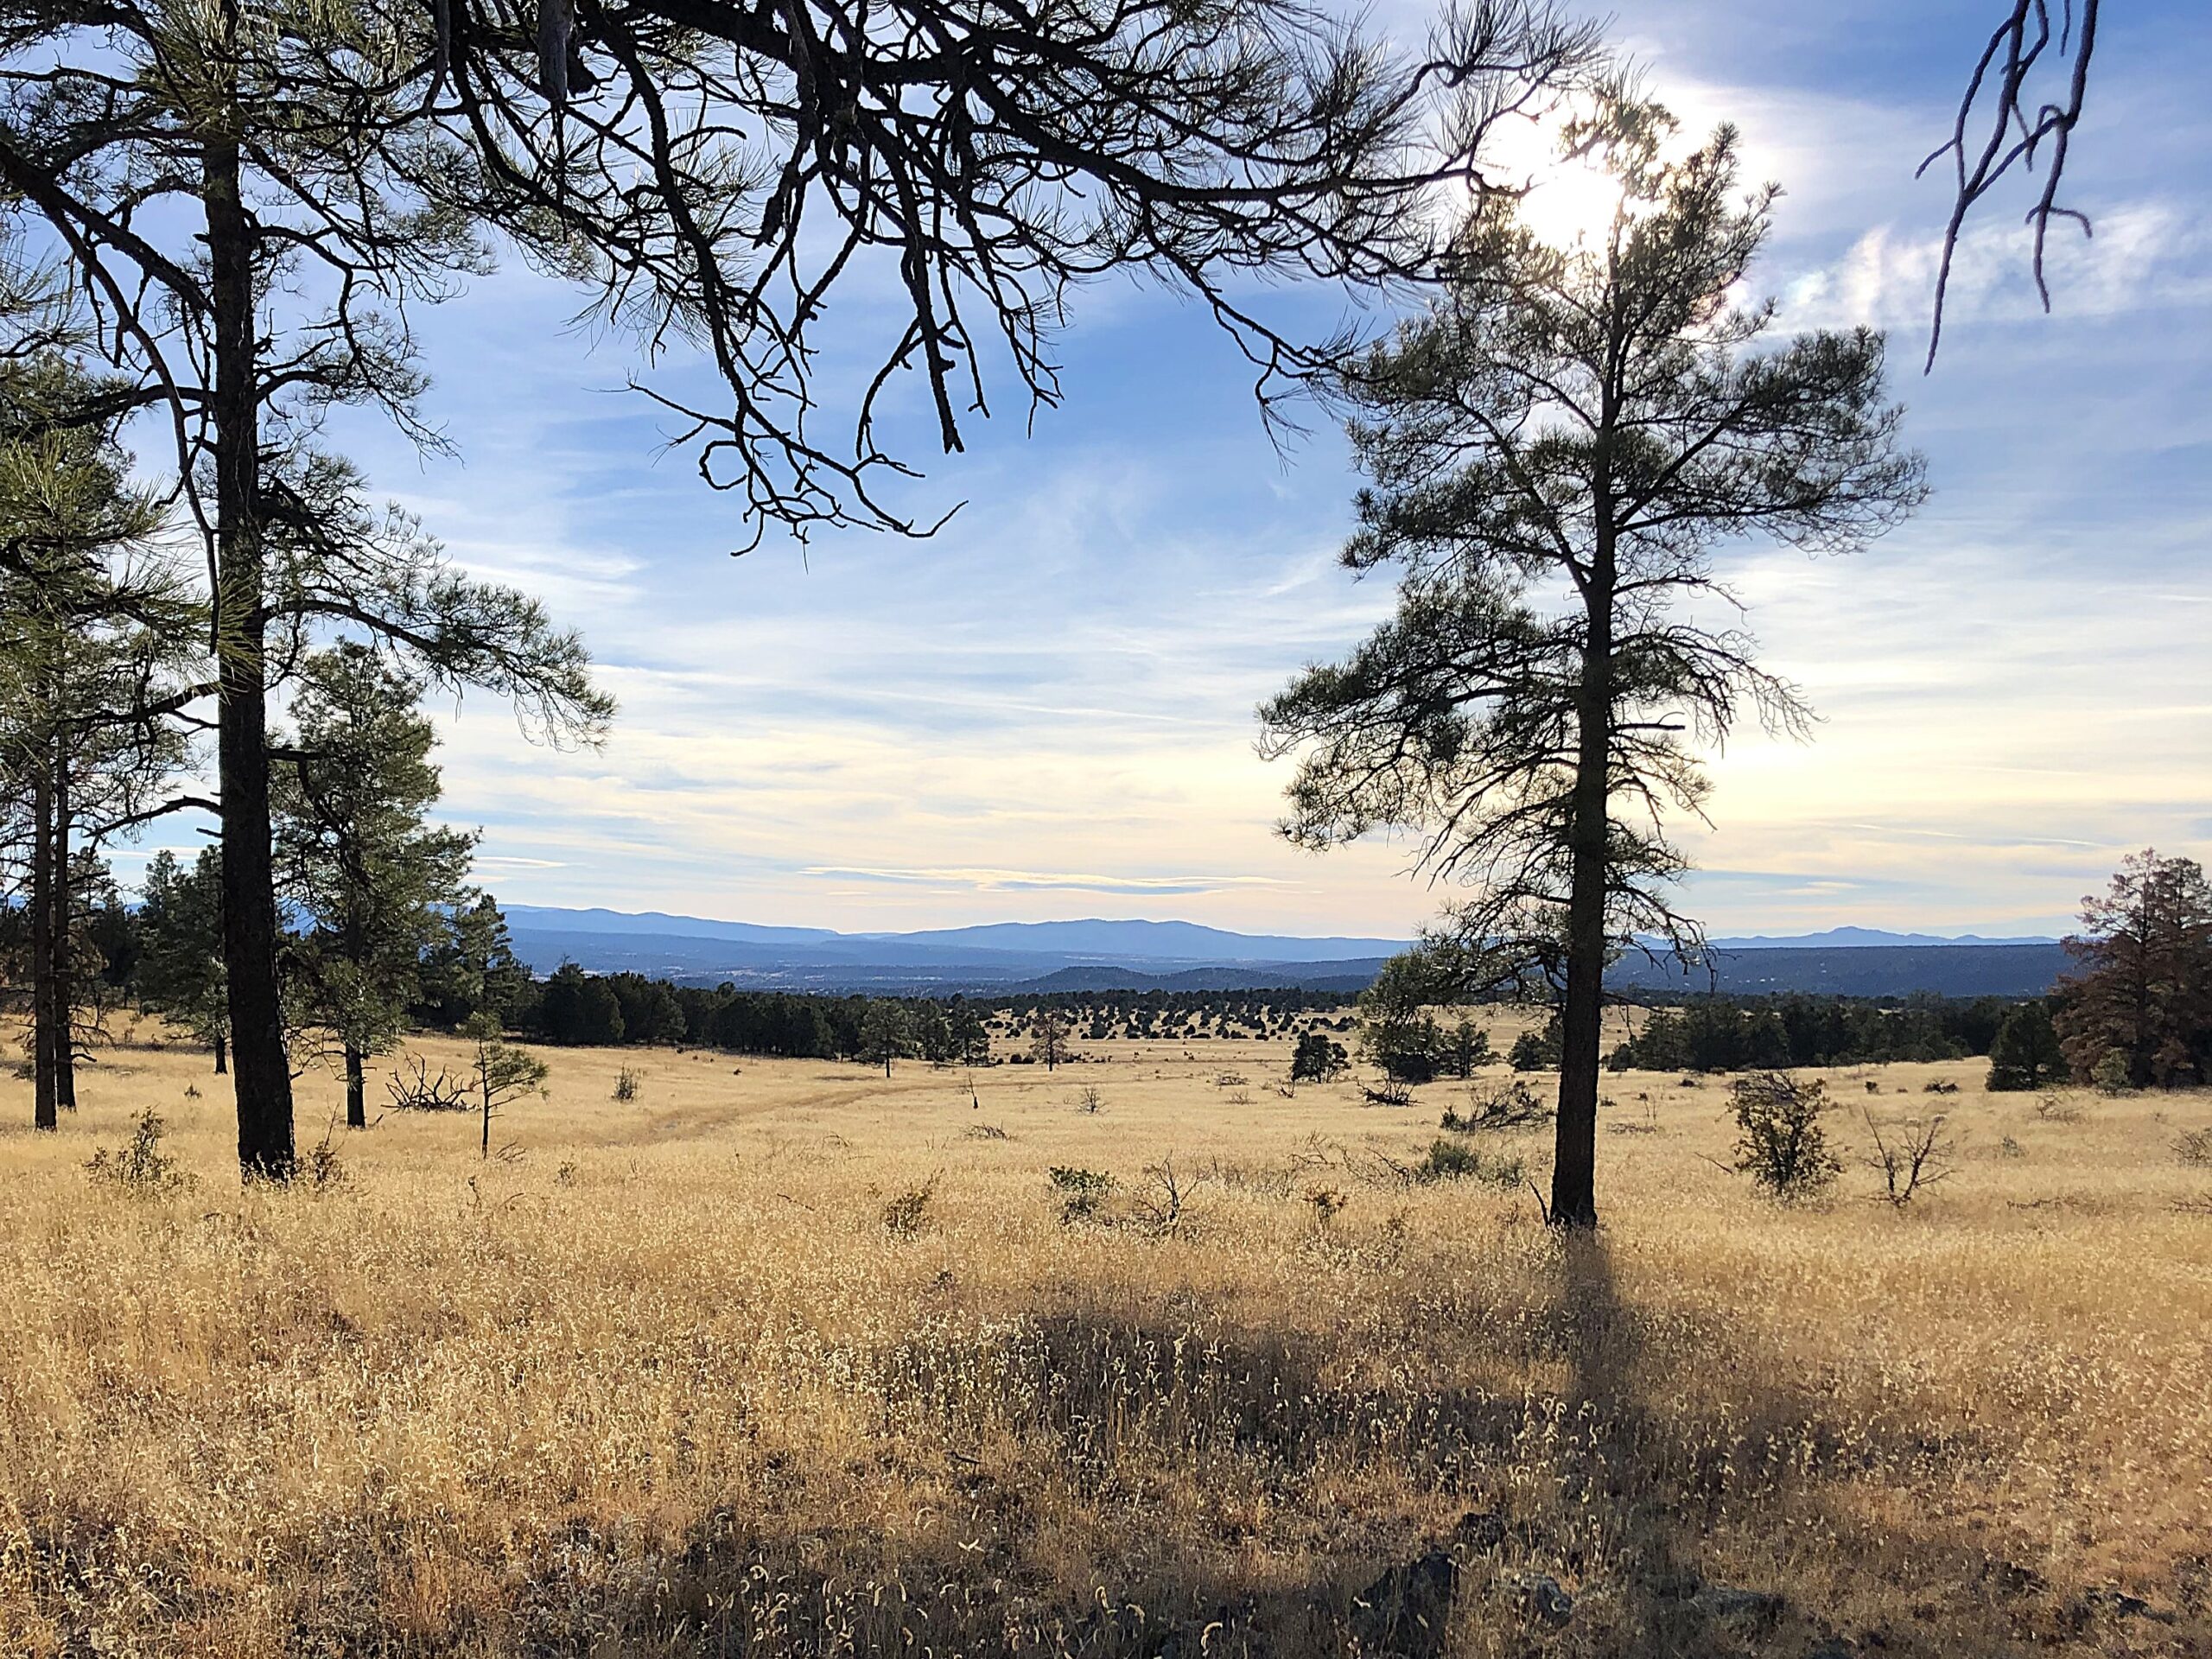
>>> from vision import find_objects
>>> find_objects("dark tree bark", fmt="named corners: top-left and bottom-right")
top-left (345, 1044), bottom-right (366, 1129)
top-left (49, 740), bottom-right (76, 1115)
top-left (1552, 522), bottom-right (1615, 1228)
top-left (29, 753), bottom-right (55, 1131)
top-left (207, 130), bottom-right (294, 1179)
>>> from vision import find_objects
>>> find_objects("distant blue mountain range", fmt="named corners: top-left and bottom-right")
top-left (1704, 926), bottom-right (2056, 950)
top-left (499, 906), bottom-right (2065, 998)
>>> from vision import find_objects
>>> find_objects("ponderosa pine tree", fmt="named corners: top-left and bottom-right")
top-left (413, 893), bottom-right (531, 1032)
top-left (2054, 850), bottom-right (2212, 1090)
top-left (947, 1005), bottom-right (992, 1068)
top-left (1029, 1011), bottom-right (1072, 1071)
top-left (0, 22), bottom-right (612, 1175)
top-left (1986, 1000), bottom-right (2064, 1091)
top-left (273, 645), bottom-right (476, 1128)
top-left (1260, 95), bottom-right (1927, 1226)
top-left (858, 1001), bottom-right (915, 1077)
top-left (0, 360), bottom-right (195, 1126)
top-left (1357, 951), bottom-right (1446, 1085)
top-left (137, 849), bottom-right (231, 1071)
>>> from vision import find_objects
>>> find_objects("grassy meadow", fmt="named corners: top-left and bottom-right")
top-left (1, 1013), bottom-right (2208, 1656)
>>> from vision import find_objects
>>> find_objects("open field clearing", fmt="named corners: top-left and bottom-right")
top-left (2, 1022), bottom-right (2209, 1656)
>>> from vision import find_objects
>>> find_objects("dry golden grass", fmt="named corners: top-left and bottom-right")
top-left (2, 1015), bottom-right (2209, 1656)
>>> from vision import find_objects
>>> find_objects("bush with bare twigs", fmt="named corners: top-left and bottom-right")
top-left (1440, 1078), bottom-right (1550, 1132)
top-left (1129, 1156), bottom-right (1211, 1236)
top-left (1864, 1111), bottom-right (1955, 1208)
top-left (385, 1054), bottom-right (470, 1112)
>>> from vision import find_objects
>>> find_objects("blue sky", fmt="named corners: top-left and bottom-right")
top-left (142, 0), bottom-right (2212, 940)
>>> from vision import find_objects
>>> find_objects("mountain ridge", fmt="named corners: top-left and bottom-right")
top-left (495, 906), bottom-right (2069, 998)
top-left (1706, 925), bottom-right (2057, 949)
top-left (505, 905), bottom-right (2055, 958)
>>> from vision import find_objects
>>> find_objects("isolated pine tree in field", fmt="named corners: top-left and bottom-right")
top-left (859, 1002), bottom-right (915, 1078)
top-left (1029, 1012), bottom-right (1073, 1072)
top-left (467, 1014), bottom-right (547, 1161)
top-left (1290, 1031), bottom-right (1351, 1083)
top-left (1986, 1001), bottom-right (2065, 1091)
top-left (2055, 851), bottom-right (2212, 1090)
top-left (1357, 953), bottom-right (1445, 1085)
top-left (1262, 94), bottom-right (1927, 1226)
top-left (274, 646), bottom-right (476, 1128)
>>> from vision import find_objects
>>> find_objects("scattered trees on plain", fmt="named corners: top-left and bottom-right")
top-left (1611, 995), bottom-right (2018, 1074)
top-left (1260, 92), bottom-right (1927, 1226)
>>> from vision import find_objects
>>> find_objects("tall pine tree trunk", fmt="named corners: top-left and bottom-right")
top-left (50, 741), bottom-right (76, 1115)
top-left (1549, 533), bottom-right (1616, 1230)
top-left (29, 753), bottom-right (56, 1132)
top-left (207, 130), bottom-right (294, 1179)
top-left (345, 1044), bottom-right (366, 1128)
top-left (213, 1032), bottom-right (228, 1074)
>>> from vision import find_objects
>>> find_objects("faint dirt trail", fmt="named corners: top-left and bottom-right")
top-left (584, 1068), bottom-right (953, 1145)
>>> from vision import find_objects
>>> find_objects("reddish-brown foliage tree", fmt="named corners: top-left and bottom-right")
top-left (2055, 850), bottom-right (2212, 1089)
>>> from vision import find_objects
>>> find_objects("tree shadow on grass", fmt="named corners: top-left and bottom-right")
top-left (493, 1252), bottom-right (2163, 1658)
top-left (1516, 1230), bottom-right (2200, 1658)
top-left (45, 1239), bottom-right (2194, 1655)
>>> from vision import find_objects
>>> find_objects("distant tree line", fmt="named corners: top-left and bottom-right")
top-left (1604, 995), bottom-right (2018, 1074)
top-left (30, 847), bottom-right (2211, 1104)
top-left (1599, 853), bottom-right (2212, 1090)
top-left (518, 966), bottom-right (992, 1067)
top-left (1012, 988), bottom-right (1351, 1033)
top-left (512, 976), bottom-right (1333, 1065)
